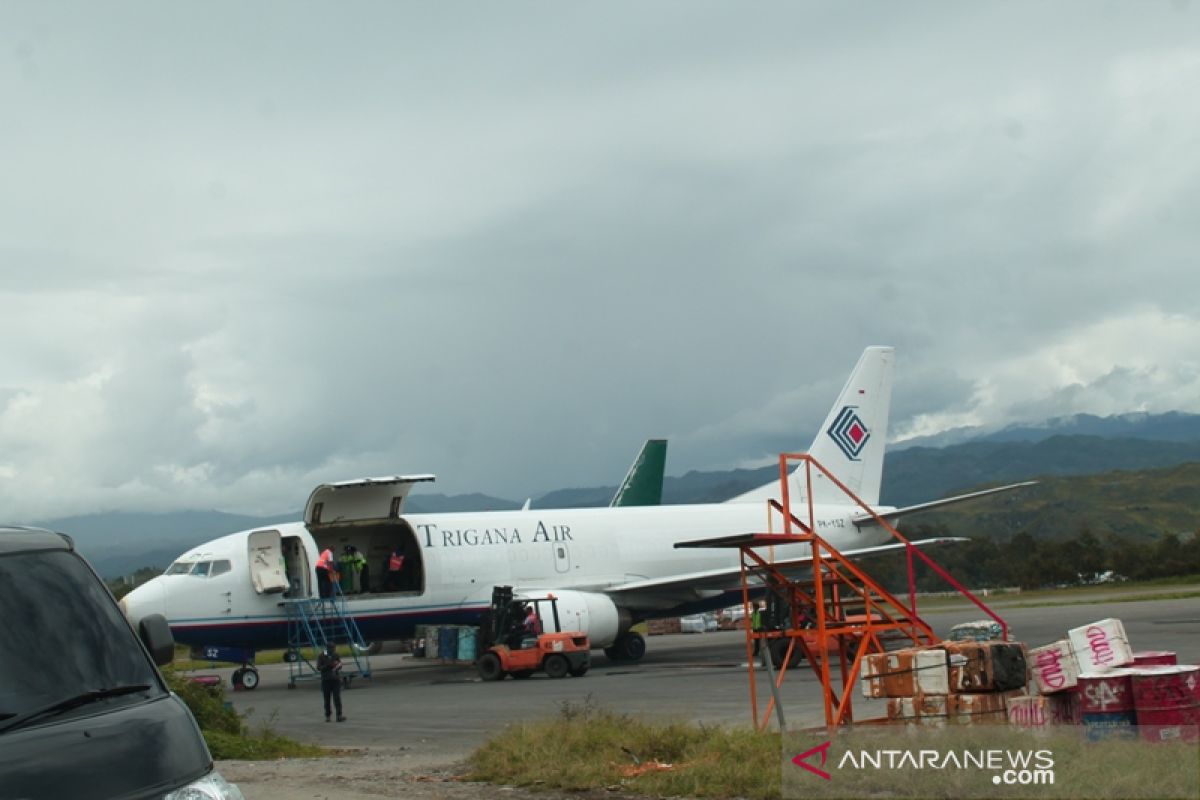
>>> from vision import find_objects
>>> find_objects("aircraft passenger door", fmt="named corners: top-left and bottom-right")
top-left (247, 530), bottom-right (289, 594)
top-left (553, 542), bottom-right (571, 573)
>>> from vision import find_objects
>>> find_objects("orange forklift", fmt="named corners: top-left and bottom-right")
top-left (476, 586), bottom-right (590, 680)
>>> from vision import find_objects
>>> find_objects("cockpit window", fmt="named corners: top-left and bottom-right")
top-left (165, 559), bottom-right (230, 577)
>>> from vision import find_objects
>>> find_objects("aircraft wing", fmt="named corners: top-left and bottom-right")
top-left (851, 481), bottom-right (1037, 528)
top-left (600, 537), bottom-right (966, 606)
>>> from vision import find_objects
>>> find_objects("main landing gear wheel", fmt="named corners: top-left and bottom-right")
top-left (544, 654), bottom-right (570, 679)
top-left (604, 631), bottom-right (646, 662)
top-left (283, 649), bottom-right (300, 663)
top-left (477, 652), bottom-right (506, 681)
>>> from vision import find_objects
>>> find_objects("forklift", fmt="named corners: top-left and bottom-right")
top-left (476, 586), bottom-right (590, 680)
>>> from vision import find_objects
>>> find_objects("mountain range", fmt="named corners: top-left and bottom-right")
top-left (33, 411), bottom-right (1200, 578)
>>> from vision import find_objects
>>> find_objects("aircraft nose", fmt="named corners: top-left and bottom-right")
top-left (120, 578), bottom-right (166, 629)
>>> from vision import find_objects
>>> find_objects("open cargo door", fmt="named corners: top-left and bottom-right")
top-left (304, 475), bottom-right (436, 527)
top-left (247, 529), bottom-right (289, 594)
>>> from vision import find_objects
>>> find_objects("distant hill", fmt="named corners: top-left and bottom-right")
top-left (882, 435), bottom-right (1200, 506)
top-left (909, 462), bottom-right (1200, 542)
top-left (895, 411), bottom-right (1200, 449)
top-left (35, 412), bottom-right (1200, 577)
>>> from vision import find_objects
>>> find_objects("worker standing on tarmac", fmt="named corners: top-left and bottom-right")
top-left (317, 642), bottom-right (346, 722)
top-left (751, 601), bottom-right (765, 657)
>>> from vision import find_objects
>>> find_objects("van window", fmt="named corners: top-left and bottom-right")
top-left (0, 550), bottom-right (164, 726)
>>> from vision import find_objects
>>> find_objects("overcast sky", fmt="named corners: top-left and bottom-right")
top-left (2, 2), bottom-right (1199, 520)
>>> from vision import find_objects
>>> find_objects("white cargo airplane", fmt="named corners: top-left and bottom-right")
top-left (121, 347), bottom-right (1031, 683)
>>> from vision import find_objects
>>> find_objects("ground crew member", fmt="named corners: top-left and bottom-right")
top-left (751, 601), bottom-right (764, 657)
top-left (317, 642), bottom-right (346, 722)
top-left (385, 546), bottom-right (405, 591)
top-left (316, 547), bottom-right (336, 598)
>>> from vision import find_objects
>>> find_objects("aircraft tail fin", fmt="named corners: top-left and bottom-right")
top-left (610, 439), bottom-right (668, 507)
top-left (727, 346), bottom-right (894, 507)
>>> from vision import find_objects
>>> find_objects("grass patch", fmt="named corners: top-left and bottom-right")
top-left (467, 696), bottom-right (779, 799)
top-left (163, 667), bottom-right (325, 760)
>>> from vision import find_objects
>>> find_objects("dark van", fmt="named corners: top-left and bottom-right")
top-left (0, 527), bottom-right (243, 799)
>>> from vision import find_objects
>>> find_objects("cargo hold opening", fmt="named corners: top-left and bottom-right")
top-left (310, 518), bottom-right (425, 596)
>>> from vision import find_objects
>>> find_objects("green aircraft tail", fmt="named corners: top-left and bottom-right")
top-left (609, 439), bottom-right (667, 507)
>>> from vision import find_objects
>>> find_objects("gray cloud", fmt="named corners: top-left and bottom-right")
top-left (1, 2), bottom-right (1198, 519)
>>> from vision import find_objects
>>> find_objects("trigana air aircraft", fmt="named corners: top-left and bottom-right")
top-left (121, 347), bottom-right (1031, 677)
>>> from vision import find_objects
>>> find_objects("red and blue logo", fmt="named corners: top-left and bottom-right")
top-left (827, 406), bottom-right (870, 461)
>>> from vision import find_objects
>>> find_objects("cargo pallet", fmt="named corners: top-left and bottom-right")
top-left (680, 453), bottom-right (1008, 731)
top-left (282, 582), bottom-right (372, 689)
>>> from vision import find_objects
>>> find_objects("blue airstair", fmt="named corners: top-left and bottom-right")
top-left (283, 582), bottom-right (372, 689)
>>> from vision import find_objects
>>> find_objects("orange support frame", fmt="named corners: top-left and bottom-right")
top-left (739, 453), bottom-right (1008, 731)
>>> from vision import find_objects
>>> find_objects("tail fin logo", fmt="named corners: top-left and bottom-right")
top-left (827, 406), bottom-right (870, 461)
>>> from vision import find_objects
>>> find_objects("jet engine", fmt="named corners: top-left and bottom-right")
top-left (533, 590), bottom-right (631, 648)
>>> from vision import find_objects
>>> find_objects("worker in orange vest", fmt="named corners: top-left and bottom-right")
top-left (316, 547), bottom-right (336, 598)
top-left (385, 547), bottom-right (405, 592)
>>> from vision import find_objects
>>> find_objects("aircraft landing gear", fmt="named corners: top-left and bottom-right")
top-left (231, 666), bottom-right (260, 691)
top-left (604, 631), bottom-right (646, 662)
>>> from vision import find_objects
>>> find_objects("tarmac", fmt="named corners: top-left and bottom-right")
top-left (213, 593), bottom-right (1200, 798)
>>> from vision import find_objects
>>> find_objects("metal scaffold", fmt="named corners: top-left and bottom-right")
top-left (283, 582), bottom-right (372, 689)
top-left (679, 453), bottom-right (1008, 731)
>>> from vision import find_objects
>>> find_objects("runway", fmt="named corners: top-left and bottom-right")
top-left (222, 594), bottom-right (1200, 767)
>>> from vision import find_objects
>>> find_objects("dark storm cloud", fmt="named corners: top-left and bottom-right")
top-left (0, 1), bottom-right (1198, 518)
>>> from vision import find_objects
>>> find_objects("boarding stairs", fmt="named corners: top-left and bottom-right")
top-left (282, 581), bottom-right (372, 689)
top-left (684, 453), bottom-right (1009, 731)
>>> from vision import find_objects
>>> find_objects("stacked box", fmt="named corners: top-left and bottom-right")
top-left (1068, 618), bottom-right (1133, 672)
top-left (1006, 692), bottom-right (1081, 730)
top-left (945, 641), bottom-right (1028, 692)
top-left (862, 648), bottom-right (949, 698)
top-left (951, 690), bottom-right (1023, 724)
top-left (647, 618), bottom-right (682, 636)
top-left (886, 694), bottom-right (949, 727)
top-left (1029, 640), bottom-right (1080, 694)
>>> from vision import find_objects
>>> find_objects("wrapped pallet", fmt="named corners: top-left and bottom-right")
top-left (862, 648), bottom-right (949, 698)
top-left (950, 690), bottom-right (1023, 725)
top-left (945, 640), bottom-right (1028, 693)
top-left (887, 694), bottom-right (949, 727)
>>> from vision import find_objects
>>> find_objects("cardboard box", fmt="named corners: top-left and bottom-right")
top-left (1068, 618), bottom-right (1133, 672)
top-left (1029, 639), bottom-right (1080, 693)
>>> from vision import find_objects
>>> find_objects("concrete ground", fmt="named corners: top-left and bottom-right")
top-left (214, 595), bottom-right (1200, 799)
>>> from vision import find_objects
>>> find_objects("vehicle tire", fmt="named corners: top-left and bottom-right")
top-left (230, 668), bottom-right (244, 688)
top-left (477, 652), bottom-right (505, 682)
top-left (283, 649), bottom-right (300, 663)
top-left (769, 638), bottom-right (802, 669)
top-left (544, 654), bottom-right (569, 679)
top-left (239, 668), bottom-right (260, 691)
top-left (511, 670), bottom-right (534, 680)
top-left (568, 664), bottom-right (589, 677)
top-left (613, 631), bottom-right (646, 662)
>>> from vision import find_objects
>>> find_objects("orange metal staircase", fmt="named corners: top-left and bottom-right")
top-left (725, 453), bottom-right (1008, 730)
